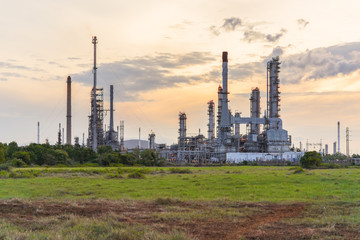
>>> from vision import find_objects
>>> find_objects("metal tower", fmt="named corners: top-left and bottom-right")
top-left (66, 76), bottom-right (72, 145)
top-left (120, 120), bottom-right (124, 150)
top-left (37, 122), bottom-right (40, 144)
top-left (267, 57), bottom-right (281, 120)
top-left (207, 100), bottom-right (215, 142)
top-left (105, 85), bottom-right (119, 148)
top-left (250, 87), bottom-right (260, 134)
top-left (149, 132), bottom-right (156, 149)
top-left (337, 121), bottom-right (340, 153)
top-left (216, 85), bottom-right (223, 139)
top-left (92, 36), bottom-right (98, 151)
top-left (178, 112), bottom-right (187, 148)
top-left (218, 52), bottom-right (232, 143)
top-left (346, 127), bottom-right (350, 157)
top-left (87, 36), bottom-right (105, 150)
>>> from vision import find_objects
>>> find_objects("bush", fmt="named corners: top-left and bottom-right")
top-left (0, 163), bottom-right (11, 171)
top-left (320, 163), bottom-right (341, 169)
top-left (9, 158), bottom-right (26, 167)
top-left (293, 166), bottom-right (305, 174)
top-left (128, 171), bottom-right (145, 179)
top-left (300, 151), bottom-right (322, 169)
top-left (169, 168), bottom-right (192, 174)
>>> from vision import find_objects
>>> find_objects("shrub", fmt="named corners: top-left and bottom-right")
top-left (9, 158), bottom-right (26, 167)
top-left (300, 151), bottom-right (322, 169)
top-left (128, 171), bottom-right (145, 179)
top-left (0, 170), bottom-right (9, 178)
top-left (0, 163), bottom-right (11, 171)
top-left (107, 172), bottom-right (123, 178)
top-left (169, 168), bottom-right (192, 174)
top-left (320, 163), bottom-right (341, 169)
top-left (293, 166), bottom-right (305, 174)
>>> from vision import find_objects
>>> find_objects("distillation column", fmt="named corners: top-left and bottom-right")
top-left (149, 132), bottom-right (156, 149)
top-left (217, 85), bottom-right (223, 139)
top-left (250, 87), bottom-right (260, 134)
top-left (265, 56), bottom-right (290, 153)
top-left (207, 100), bottom-right (215, 142)
top-left (178, 112), bottom-right (187, 161)
top-left (178, 112), bottom-right (187, 148)
top-left (267, 56), bottom-right (281, 125)
top-left (218, 52), bottom-right (232, 144)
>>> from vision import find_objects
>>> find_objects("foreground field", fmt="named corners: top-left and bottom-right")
top-left (1, 166), bottom-right (360, 239)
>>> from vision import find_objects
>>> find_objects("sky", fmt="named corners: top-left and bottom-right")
top-left (1, 0), bottom-right (360, 154)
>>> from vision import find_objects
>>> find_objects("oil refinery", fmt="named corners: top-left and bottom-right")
top-left (61, 37), bottom-right (306, 163)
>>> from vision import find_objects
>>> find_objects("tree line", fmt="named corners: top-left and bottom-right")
top-left (0, 142), bottom-right (165, 168)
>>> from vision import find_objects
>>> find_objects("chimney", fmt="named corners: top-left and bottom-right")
top-left (66, 76), bottom-right (72, 145)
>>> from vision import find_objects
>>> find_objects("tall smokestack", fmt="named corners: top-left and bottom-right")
top-left (37, 122), bottom-right (40, 144)
top-left (92, 36), bottom-right (98, 151)
top-left (58, 123), bottom-right (61, 145)
top-left (66, 76), bottom-right (72, 145)
top-left (337, 121), bottom-right (340, 153)
top-left (109, 85), bottom-right (114, 132)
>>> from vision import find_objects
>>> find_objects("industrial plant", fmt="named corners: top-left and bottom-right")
top-left (58, 37), bottom-right (313, 162)
top-left (161, 52), bottom-right (299, 163)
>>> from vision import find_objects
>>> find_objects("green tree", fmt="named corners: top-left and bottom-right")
top-left (98, 152), bottom-right (119, 166)
top-left (5, 141), bottom-right (18, 159)
top-left (0, 143), bottom-right (6, 164)
top-left (97, 145), bottom-right (113, 155)
top-left (12, 151), bottom-right (31, 165)
top-left (119, 153), bottom-right (137, 165)
top-left (139, 149), bottom-right (164, 166)
top-left (300, 151), bottom-right (322, 169)
top-left (53, 149), bottom-right (70, 165)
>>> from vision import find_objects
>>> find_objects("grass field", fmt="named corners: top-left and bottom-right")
top-left (1, 166), bottom-right (360, 239)
top-left (1, 166), bottom-right (360, 202)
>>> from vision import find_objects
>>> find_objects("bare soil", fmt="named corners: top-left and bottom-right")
top-left (0, 199), bottom-right (358, 239)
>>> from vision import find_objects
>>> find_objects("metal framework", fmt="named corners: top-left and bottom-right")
top-left (207, 100), bottom-right (215, 142)
top-left (87, 88), bottom-right (104, 147)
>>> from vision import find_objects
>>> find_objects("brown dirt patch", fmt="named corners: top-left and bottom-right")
top-left (0, 199), bottom-right (358, 239)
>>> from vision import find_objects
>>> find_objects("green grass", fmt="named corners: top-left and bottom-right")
top-left (1, 166), bottom-right (360, 202)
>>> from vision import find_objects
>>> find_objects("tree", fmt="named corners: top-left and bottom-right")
top-left (300, 151), bottom-right (322, 169)
top-left (5, 141), bottom-right (18, 159)
top-left (139, 149), bottom-right (165, 166)
top-left (12, 151), bottom-right (31, 165)
top-left (0, 143), bottom-right (6, 164)
top-left (97, 145), bottom-right (113, 155)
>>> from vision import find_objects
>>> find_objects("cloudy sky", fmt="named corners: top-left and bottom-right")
top-left (1, 0), bottom-right (360, 154)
